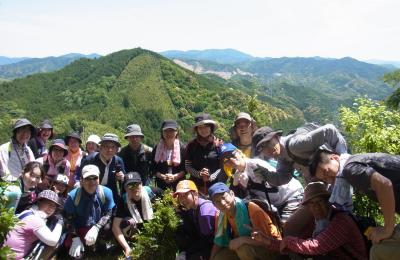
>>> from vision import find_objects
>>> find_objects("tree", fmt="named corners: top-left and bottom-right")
top-left (0, 182), bottom-right (18, 258)
top-left (383, 69), bottom-right (400, 109)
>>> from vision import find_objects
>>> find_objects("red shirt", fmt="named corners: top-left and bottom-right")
top-left (270, 211), bottom-right (367, 260)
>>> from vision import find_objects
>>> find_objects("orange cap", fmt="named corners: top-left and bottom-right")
top-left (173, 180), bottom-right (198, 197)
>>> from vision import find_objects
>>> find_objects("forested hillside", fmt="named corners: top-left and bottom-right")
top-left (0, 48), bottom-right (302, 145)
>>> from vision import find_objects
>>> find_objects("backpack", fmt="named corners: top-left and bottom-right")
top-left (244, 198), bottom-right (283, 235)
top-left (330, 210), bottom-right (376, 255)
top-left (74, 185), bottom-right (106, 206)
top-left (285, 122), bottom-right (320, 166)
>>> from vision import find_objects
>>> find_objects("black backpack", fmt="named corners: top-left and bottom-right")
top-left (285, 122), bottom-right (320, 166)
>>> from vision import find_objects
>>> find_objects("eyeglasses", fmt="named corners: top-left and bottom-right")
top-left (84, 176), bottom-right (99, 181)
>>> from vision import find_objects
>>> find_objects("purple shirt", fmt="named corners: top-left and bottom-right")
top-left (197, 198), bottom-right (217, 236)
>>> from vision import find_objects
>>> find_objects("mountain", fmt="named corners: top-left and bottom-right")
top-left (160, 48), bottom-right (257, 64)
top-left (0, 48), bottom-right (301, 144)
top-left (0, 53), bottom-right (101, 79)
top-left (0, 56), bottom-right (30, 65)
top-left (365, 59), bottom-right (400, 68)
top-left (167, 55), bottom-right (393, 123)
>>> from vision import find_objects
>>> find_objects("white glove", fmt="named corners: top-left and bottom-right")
top-left (69, 237), bottom-right (84, 258)
top-left (175, 251), bottom-right (186, 260)
top-left (84, 225), bottom-right (100, 246)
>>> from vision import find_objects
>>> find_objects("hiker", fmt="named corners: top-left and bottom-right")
top-left (64, 131), bottom-right (84, 184)
top-left (4, 190), bottom-right (64, 260)
top-left (185, 113), bottom-right (226, 196)
top-left (253, 124), bottom-right (348, 237)
top-left (2, 161), bottom-right (44, 214)
top-left (112, 172), bottom-right (158, 258)
top-left (152, 120), bottom-right (186, 191)
top-left (0, 118), bottom-right (35, 182)
top-left (208, 182), bottom-right (280, 260)
top-left (252, 182), bottom-right (368, 259)
top-left (231, 112), bottom-right (257, 158)
top-left (119, 124), bottom-right (153, 185)
top-left (28, 119), bottom-right (54, 159)
top-left (174, 180), bottom-right (217, 260)
top-left (63, 164), bottom-right (115, 259)
top-left (50, 173), bottom-right (70, 203)
top-left (36, 139), bottom-right (72, 188)
top-left (85, 134), bottom-right (101, 156)
top-left (310, 150), bottom-right (400, 259)
top-left (78, 133), bottom-right (125, 202)
top-left (222, 143), bottom-right (303, 223)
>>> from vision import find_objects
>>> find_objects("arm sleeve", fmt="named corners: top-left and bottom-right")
top-left (248, 202), bottom-right (281, 239)
top-left (284, 213), bottom-right (353, 255)
top-left (342, 162), bottom-right (374, 194)
top-left (209, 169), bottom-right (221, 182)
top-left (185, 160), bottom-right (201, 179)
top-left (34, 222), bottom-right (63, 246)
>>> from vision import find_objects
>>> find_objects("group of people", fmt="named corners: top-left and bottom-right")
top-left (0, 112), bottom-right (398, 260)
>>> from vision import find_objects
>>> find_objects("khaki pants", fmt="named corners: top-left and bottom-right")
top-left (370, 225), bottom-right (400, 260)
top-left (212, 244), bottom-right (278, 260)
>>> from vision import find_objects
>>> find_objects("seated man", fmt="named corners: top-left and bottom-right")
top-left (112, 172), bottom-right (159, 258)
top-left (174, 180), bottom-right (217, 260)
top-left (208, 182), bottom-right (280, 260)
top-left (310, 149), bottom-right (400, 260)
top-left (63, 164), bottom-right (115, 259)
top-left (252, 182), bottom-right (368, 259)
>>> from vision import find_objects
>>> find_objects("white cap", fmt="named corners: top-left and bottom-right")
top-left (81, 165), bottom-right (100, 179)
top-left (86, 134), bottom-right (101, 145)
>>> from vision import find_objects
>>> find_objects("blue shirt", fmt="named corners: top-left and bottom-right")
top-left (64, 185), bottom-right (115, 228)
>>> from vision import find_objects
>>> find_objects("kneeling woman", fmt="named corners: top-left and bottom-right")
top-left (4, 190), bottom-right (64, 259)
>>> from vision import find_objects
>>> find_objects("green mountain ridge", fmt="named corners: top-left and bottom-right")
top-left (0, 48), bottom-right (301, 145)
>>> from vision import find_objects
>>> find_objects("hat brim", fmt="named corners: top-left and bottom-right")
top-left (100, 140), bottom-right (121, 147)
top-left (82, 173), bottom-right (99, 179)
top-left (124, 179), bottom-right (142, 189)
top-left (50, 143), bottom-right (68, 157)
top-left (193, 120), bottom-right (218, 130)
top-left (38, 196), bottom-right (62, 206)
top-left (162, 126), bottom-right (178, 131)
top-left (302, 192), bottom-right (330, 205)
top-left (124, 132), bottom-right (144, 139)
top-left (65, 136), bottom-right (82, 144)
top-left (172, 188), bottom-right (192, 197)
top-left (255, 130), bottom-right (283, 149)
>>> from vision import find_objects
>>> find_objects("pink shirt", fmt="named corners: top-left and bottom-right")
top-left (4, 211), bottom-right (46, 259)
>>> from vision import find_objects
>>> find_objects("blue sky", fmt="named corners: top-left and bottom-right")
top-left (0, 0), bottom-right (399, 60)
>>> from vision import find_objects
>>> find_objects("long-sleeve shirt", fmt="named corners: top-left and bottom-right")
top-left (269, 211), bottom-right (367, 260)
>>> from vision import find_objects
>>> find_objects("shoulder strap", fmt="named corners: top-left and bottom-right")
top-left (98, 185), bottom-right (106, 205)
top-left (74, 188), bottom-right (81, 206)
top-left (18, 211), bottom-right (34, 220)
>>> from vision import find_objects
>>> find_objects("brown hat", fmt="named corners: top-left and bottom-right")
top-left (192, 113), bottom-right (218, 130)
top-left (302, 182), bottom-right (330, 205)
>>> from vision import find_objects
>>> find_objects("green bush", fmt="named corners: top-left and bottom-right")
top-left (0, 182), bottom-right (18, 259)
top-left (131, 191), bottom-right (180, 260)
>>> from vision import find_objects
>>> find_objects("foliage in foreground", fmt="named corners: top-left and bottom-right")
top-left (0, 182), bottom-right (18, 259)
top-left (131, 191), bottom-right (180, 260)
top-left (340, 97), bottom-right (400, 223)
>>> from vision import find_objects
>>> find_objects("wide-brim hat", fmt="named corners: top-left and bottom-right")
top-left (253, 126), bottom-right (283, 149)
top-left (49, 139), bottom-right (68, 157)
top-left (173, 180), bottom-right (198, 197)
top-left (125, 124), bottom-right (144, 138)
top-left (64, 132), bottom-right (82, 144)
top-left (100, 133), bottom-right (121, 147)
top-left (37, 119), bottom-right (54, 139)
top-left (12, 118), bottom-right (36, 137)
top-left (37, 189), bottom-right (62, 206)
top-left (302, 181), bottom-right (331, 205)
top-left (192, 113), bottom-right (218, 130)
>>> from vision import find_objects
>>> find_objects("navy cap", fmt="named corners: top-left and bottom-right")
top-left (208, 182), bottom-right (230, 198)
top-left (124, 172), bottom-right (142, 188)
